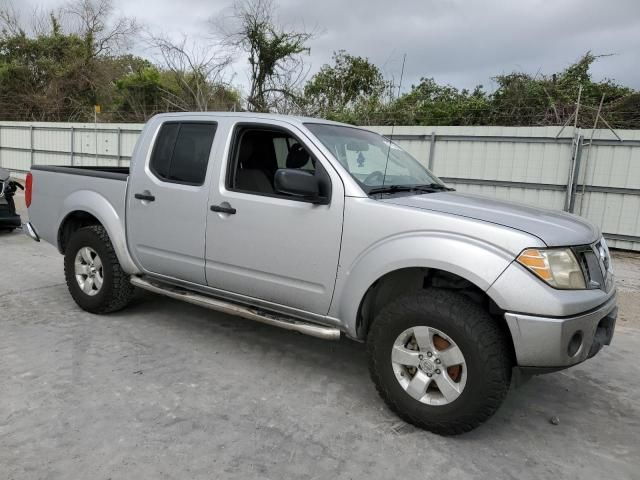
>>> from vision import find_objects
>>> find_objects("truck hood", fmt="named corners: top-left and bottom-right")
top-left (381, 191), bottom-right (599, 247)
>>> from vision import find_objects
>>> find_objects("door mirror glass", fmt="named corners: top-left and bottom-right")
top-left (0, 168), bottom-right (9, 182)
top-left (274, 169), bottom-right (326, 203)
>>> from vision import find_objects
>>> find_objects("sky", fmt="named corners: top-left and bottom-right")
top-left (10, 0), bottom-right (640, 95)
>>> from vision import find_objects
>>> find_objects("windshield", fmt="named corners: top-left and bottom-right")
top-left (305, 123), bottom-right (444, 193)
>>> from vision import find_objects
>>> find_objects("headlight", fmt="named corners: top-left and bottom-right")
top-left (517, 248), bottom-right (586, 289)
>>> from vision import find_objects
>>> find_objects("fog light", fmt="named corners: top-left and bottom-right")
top-left (567, 331), bottom-right (583, 357)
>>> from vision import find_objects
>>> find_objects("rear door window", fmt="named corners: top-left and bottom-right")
top-left (150, 122), bottom-right (217, 185)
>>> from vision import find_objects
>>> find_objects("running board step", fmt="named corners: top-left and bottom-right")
top-left (130, 276), bottom-right (341, 341)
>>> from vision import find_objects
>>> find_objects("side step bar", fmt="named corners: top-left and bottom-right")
top-left (130, 276), bottom-right (341, 341)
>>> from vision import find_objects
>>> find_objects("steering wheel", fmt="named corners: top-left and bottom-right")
top-left (363, 170), bottom-right (385, 186)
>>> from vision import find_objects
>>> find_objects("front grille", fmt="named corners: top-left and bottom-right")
top-left (574, 239), bottom-right (611, 291)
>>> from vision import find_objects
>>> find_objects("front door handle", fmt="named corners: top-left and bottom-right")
top-left (210, 204), bottom-right (236, 214)
top-left (134, 193), bottom-right (155, 202)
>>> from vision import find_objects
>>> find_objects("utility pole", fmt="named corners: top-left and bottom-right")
top-left (555, 84), bottom-right (583, 139)
top-left (577, 94), bottom-right (605, 215)
top-left (563, 85), bottom-right (584, 212)
top-left (573, 84), bottom-right (583, 132)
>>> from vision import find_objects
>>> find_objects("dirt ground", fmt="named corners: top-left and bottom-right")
top-left (2, 191), bottom-right (639, 479)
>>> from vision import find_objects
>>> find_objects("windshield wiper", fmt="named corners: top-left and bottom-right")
top-left (367, 183), bottom-right (453, 195)
top-left (424, 183), bottom-right (454, 191)
top-left (367, 185), bottom-right (416, 195)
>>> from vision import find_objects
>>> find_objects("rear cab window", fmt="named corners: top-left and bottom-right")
top-left (149, 122), bottom-right (217, 185)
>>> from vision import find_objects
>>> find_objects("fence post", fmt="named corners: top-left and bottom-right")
top-left (117, 127), bottom-right (122, 166)
top-left (564, 133), bottom-right (584, 212)
top-left (428, 131), bottom-right (436, 170)
top-left (29, 125), bottom-right (34, 168)
top-left (70, 126), bottom-right (75, 166)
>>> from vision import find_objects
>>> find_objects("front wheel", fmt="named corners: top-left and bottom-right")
top-left (64, 225), bottom-right (135, 314)
top-left (367, 289), bottom-right (512, 435)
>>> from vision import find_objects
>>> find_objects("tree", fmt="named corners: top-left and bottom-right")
top-left (490, 52), bottom-right (633, 127)
top-left (146, 33), bottom-right (237, 112)
top-left (1, 0), bottom-right (638, 130)
top-left (0, 0), bottom-right (140, 120)
top-left (373, 52), bottom-right (636, 128)
top-left (218, 0), bottom-right (313, 112)
top-left (0, 0), bottom-right (21, 36)
top-left (0, 16), bottom-right (92, 120)
top-left (382, 79), bottom-right (489, 126)
top-left (607, 92), bottom-right (640, 129)
top-left (63, 0), bottom-right (138, 58)
top-left (302, 50), bottom-right (390, 123)
top-left (114, 62), bottom-right (164, 120)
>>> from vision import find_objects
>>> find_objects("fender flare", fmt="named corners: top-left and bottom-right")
top-left (329, 231), bottom-right (515, 338)
top-left (58, 190), bottom-right (140, 274)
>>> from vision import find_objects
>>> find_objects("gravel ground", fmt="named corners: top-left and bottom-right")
top-left (611, 250), bottom-right (640, 329)
top-left (1, 193), bottom-right (639, 479)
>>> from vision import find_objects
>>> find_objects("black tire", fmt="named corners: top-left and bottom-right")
top-left (367, 289), bottom-right (512, 435)
top-left (64, 225), bottom-right (134, 314)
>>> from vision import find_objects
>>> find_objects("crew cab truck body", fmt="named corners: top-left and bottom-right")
top-left (25, 112), bottom-right (617, 435)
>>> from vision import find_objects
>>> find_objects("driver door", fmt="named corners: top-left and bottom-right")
top-left (204, 121), bottom-right (344, 315)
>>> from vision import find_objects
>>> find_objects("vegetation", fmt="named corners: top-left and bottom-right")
top-left (0, 0), bottom-right (638, 128)
top-left (0, 0), bottom-right (240, 121)
top-left (302, 50), bottom-right (390, 124)
top-left (219, 0), bottom-right (313, 113)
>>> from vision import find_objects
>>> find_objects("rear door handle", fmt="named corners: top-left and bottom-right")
top-left (134, 193), bottom-right (155, 202)
top-left (210, 204), bottom-right (236, 214)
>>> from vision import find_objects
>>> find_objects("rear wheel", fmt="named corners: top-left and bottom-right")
top-left (367, 289), bottom-right (512, 435)
top-left (64, 225), bottom-right (134, 313)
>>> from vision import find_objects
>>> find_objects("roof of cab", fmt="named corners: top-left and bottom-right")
top-left (149, 111), bottom-right (355, 129)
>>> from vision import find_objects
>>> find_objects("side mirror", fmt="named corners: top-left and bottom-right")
top-left (274, 169), bottom-right (326, 203)
top-left (0, 168), bottom-right (9, 182)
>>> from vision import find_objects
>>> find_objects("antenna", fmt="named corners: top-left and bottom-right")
top-left (382, 53), bottom-right (406, 186)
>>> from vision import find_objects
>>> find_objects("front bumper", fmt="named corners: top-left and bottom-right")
top-left (505, 294), bottom-right (617, 368)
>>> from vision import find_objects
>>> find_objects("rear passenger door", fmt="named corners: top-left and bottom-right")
top-left (127, 119), bottom-right (218, 284)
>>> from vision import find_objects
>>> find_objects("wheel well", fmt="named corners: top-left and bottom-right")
top-left (58, 211), bottom-right (102, 254)
top-left (355, 267), bottom-right (515, 358)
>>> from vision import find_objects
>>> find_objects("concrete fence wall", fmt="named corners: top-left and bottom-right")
top-left (1, 121), bottom-right (640, 251)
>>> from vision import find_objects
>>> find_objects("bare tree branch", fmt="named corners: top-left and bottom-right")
top-left (0, 0), bottom-right (23, 36)
top-left (213, 0), bottom-right (313, 112)
top-left (146, 32), bottom-right (234, 111)
top-left (63, 0), bottom-right (139, 56)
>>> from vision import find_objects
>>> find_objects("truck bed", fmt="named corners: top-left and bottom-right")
top-left (29, 165), bottom-right (129, 252)
top-left (31, 165), bottom-right (129, 181)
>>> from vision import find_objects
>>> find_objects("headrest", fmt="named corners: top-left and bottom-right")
top-left (238, 131), bottom-right (277, 170)
top-left (286, 143), bottom-right (310, 169)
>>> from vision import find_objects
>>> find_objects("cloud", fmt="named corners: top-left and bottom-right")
top-left (9, 0), bottom-right (640, 91)
top-left (276, 0), bottom-right (640, 91)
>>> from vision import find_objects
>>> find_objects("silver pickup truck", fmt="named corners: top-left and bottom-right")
top-left (24, 113), bottom-right (617, 435)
